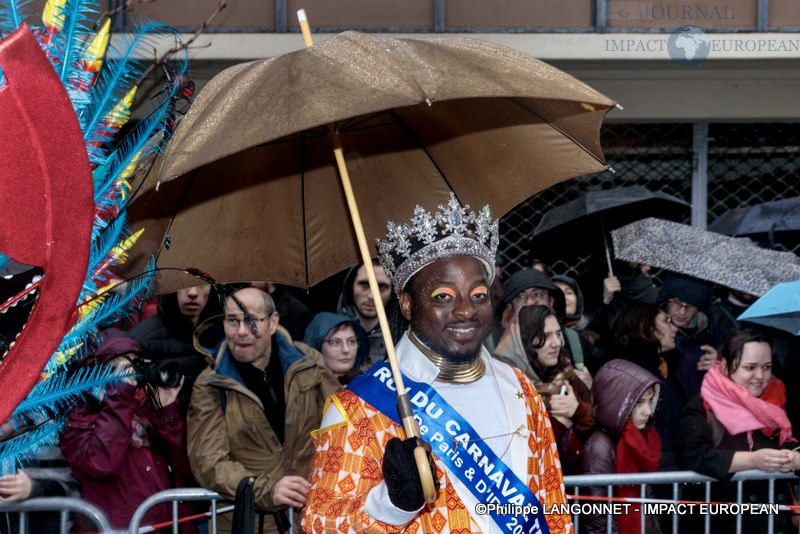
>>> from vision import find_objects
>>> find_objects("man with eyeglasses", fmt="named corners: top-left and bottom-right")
top-left (498, 269), bottom-right (566, 329)
top-left (656, 273), bottom-right (722, 398)
top-left (486, 268), bottom-right (564, 353)
top-left (186, 287), bottom-right (340, 534)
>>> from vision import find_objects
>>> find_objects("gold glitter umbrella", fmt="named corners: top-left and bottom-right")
top-left (128, 16), bottom-right (615, 503)
top-left (128, 30), bottom-right (615, 293)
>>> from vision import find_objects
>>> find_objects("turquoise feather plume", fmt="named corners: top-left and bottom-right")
top-left (0, 0), bottom-right (188, 472)
top-left (0, 0), bottom-right (31, 37)
top-left (60, 258), bottom-right (157, 361)
top-left (0, 420), bottom-right (64, 470)
top-left (15, 365), bottom-right (126, 420)
top-left (82, 20), bottom-right (178, 157)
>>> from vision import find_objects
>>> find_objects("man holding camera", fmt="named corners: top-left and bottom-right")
top-left (129, 284), bottom-right (222, 417)
top-left (187, 287), bottom-right (339, 534)
top-left (60, 332), bottom-right (195, 531)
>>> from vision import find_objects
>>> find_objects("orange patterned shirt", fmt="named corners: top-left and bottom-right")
top-left (303, 359), bottom-right (572, 534)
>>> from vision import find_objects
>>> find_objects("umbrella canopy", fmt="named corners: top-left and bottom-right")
top-left (534, 186), bottom-right (689, 236)
top-left (126, 31), bottom-right (615, 293)
top-left (737, 280), bottom-right (800, 336)
top-left (611, 218), bottom-right (800, 296)
top-left (708, 196), bottom-right (800, 249)
top-left (529, 186), bottom-right (689, 266)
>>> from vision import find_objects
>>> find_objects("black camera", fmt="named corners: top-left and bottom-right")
top-left (132, 358), bottom-right (182, 389)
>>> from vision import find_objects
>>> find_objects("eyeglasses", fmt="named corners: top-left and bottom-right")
top-left (324, 337), bottom-right (359, 350)
top-left (667, 298), bottom-right (697, 313)
top-left (223, 315), bottom-right (271, 329)
top-left (515, 288), bottom-right (549, 302)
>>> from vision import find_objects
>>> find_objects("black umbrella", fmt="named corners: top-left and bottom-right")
top-left (529, 186), bottom-right (689, 273)
top-left (709, 196), bottom-right (800, 249)
top-left (232, 476), bottom-right (255, 534)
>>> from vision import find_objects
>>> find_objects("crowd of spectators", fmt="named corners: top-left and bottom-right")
top-left (13, 257), bottom-right (798, 533)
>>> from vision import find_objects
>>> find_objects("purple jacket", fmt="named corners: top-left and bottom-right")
top-left (580, 359), bottom-right (662, 534)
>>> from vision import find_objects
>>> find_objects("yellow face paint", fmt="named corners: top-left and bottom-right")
top-left (470, 285), bottom-right (489, 298)
top-left (431, 287), bottom-right (457, 299)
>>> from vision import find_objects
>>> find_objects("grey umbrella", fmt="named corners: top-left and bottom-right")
top-left (611, 217), bottom-right (800, 296)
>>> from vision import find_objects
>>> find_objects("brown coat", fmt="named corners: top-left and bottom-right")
top-left (187, 326), bottom-right (340, 520)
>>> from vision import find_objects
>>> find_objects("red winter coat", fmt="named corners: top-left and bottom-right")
top-left (60, 381), bottom-right (195, 532)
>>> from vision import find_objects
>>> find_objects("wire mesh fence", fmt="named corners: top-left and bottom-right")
top-left (499, 122), bottom-right (800, 280)
top-left (707, 123), bottom-right (800, 253)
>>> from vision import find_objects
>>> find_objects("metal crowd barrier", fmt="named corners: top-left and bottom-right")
top-left (0, 489), bottom-right (227, 534)
top-left (0, 496), bottom-right (111, 533)
top-left (128, 488), bottom-right (229, 534)
top-left (564, 469), bottom-right (800, 534)
top-left (0, 470), bottom-right (796, 533)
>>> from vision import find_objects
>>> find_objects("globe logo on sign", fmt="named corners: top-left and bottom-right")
top-left (667, 25), bottom-right (711, 66)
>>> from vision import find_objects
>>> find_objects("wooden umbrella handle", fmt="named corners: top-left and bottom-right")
top-left (333, 146), bottom-right (438, 504)
top-left (299, 10), bottom-right (436, 504)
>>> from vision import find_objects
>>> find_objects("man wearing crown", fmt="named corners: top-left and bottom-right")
top-left (303, 195), bottom-right (572, 534)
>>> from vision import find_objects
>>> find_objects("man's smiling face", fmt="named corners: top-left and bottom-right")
top-left (400, 255), bottom-right (492, 362)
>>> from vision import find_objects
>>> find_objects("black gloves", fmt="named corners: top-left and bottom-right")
top-left (382, 437), bottom-right (434, 511)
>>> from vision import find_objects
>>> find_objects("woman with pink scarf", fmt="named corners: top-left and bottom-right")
top-left (678, 329), bottom-right (798, 533)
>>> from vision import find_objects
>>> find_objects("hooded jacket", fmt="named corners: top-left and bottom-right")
top-left (187, 325), bottom-right (340, 529)
top-left (656, 274), bottom-right (712, 313)
top-left (60, 335), bottom-right (195, 532)
top-left (611, 338), bottom-right (689, 473)
top-left (303, 312), bottom-right (369, 383)
top-left (581, 359), bottom-right (662, 534)
top-left (128, 290), bottom-right (222, 415)
top-left (128, 290), bottom-right (222, 373)
top-left (336, 265), bottom-right (394, 364)
top-left (551, 274), bottom-right (587, 329)
top-left (657, 274), bottom-right (723, 399)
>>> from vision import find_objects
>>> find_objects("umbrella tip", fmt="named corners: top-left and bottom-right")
top-left (425, 98), bottom-right (432, 106)
top-left (297, 9), bottom-right (313, 48)
top-left (615, 103), bottom-right (625, 111)
top-left (607, 165), bottom-right (617, 174)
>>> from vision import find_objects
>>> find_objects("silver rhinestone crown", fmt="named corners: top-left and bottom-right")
top-left (376, 193), bottom-right (499, 296)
